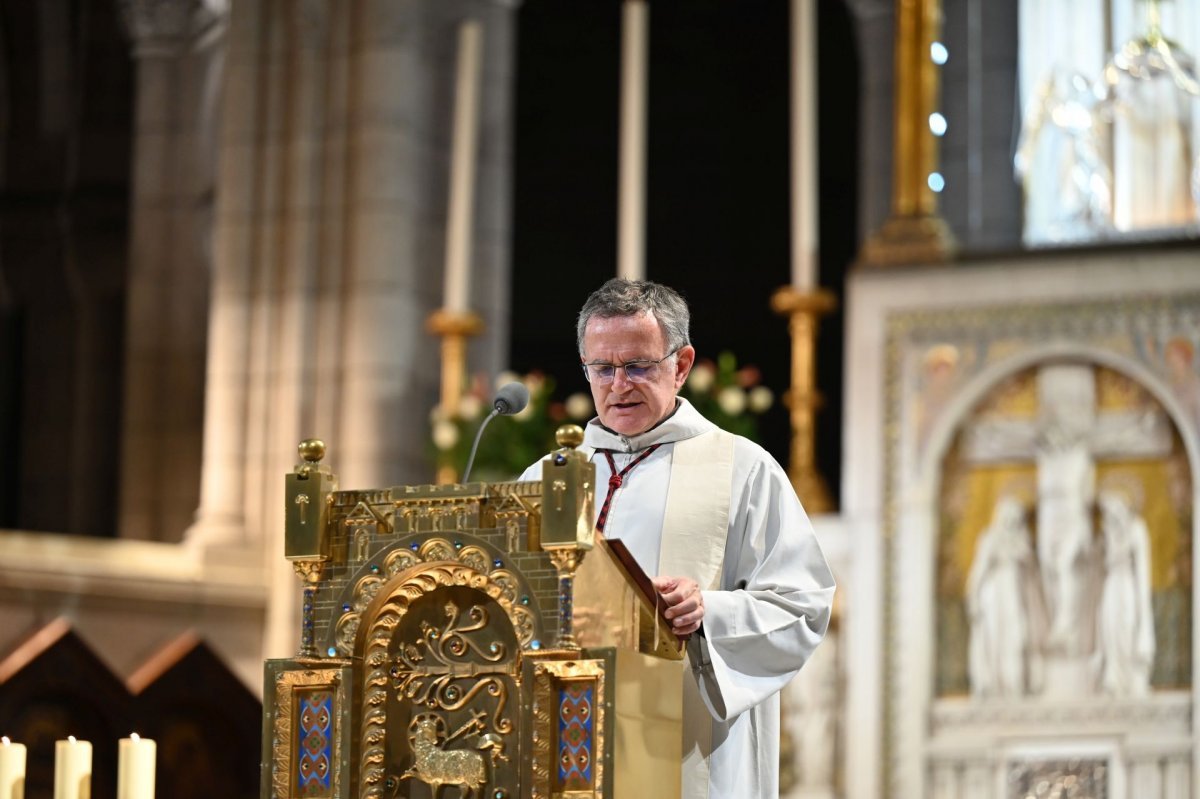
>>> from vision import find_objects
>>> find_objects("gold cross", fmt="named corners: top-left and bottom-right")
top-left (295, 493), bottom-right (310, 524)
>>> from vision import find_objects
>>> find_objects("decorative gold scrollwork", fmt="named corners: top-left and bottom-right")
top-left (489, 570), bottom-right (519, 605)
top-left (457, 544), bottom-right (490, 573)
top-left (511, 606), bottom-right (536, 647)
top-left (357, 563), bottom-right (529, 799)
top-left (420, 538), bottom-right (455, 562)
top-left (384, 548), bottom-right (419, 576)
top-left (353, 575), bottom-right (383, 611)
top-left (335, 613), bottom-right (360, 655)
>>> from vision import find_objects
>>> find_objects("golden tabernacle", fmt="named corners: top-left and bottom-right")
top-left (262, 426), bottom-right (683, 799)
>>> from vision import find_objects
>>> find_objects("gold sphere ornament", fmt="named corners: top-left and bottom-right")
top-left (298, 438), bottom-right (326, 463)
top-left (555, 424), bottom-right (585, 449)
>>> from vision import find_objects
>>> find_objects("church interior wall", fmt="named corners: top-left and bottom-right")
top-left (1, 0), bottom-right (1199, 796)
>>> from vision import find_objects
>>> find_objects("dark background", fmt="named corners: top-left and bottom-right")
top-left (511, 0), bottom-right (859, 502)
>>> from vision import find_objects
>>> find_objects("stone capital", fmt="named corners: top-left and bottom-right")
top-left (118, 0), bottom-right (229, 57)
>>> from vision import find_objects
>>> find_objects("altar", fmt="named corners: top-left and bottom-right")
top-left (838, 247), bottom-right (1200, 799)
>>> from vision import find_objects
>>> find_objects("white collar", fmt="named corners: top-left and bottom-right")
top-left (582, 397), bottom-right (716, 453)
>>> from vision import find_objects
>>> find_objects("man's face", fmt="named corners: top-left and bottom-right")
top-left (581, 312), bottom-right (695, 436)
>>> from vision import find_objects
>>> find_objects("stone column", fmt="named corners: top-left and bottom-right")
top-left (185, 0), bottom-right (518, 658)
top-left (118, 0), bottom-right (229, 541)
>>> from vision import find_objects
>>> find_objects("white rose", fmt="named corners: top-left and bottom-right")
top-left (432, 419), bottom-right (459, 450)
top-left (748, 385), bottom-right (774, 413)
top-left (495, 371), bottom-right (522, 391)
top-left (717, 386), bottom-right (747, 416)
top-left (565, 392), bottom-right (594, 420)
top-left (457, 394), bottom-right (484, 420)
top-left (688, 363), bottom-right (716, 393)
top-left (514, 400), bottom-right (535, 422)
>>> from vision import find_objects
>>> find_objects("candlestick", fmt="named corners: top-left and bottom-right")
top-left (118, 734), bottom-right (156, 799)
top-left (859, 0), bottom-right (955, 265)
top-left (618, 0), bottom-right (648, 281)
top-left (0, 738), bottom-right (26, 799)
top-left (54, 737), bottom-right (91, 799)
top-left (426, 308), bottom-right (485, 484)
top-left (791, 0), bottom-right (818, 290)
top-left (771, 286), bottom-right (836, 513)
top-left (443, 19), bottom-right (484, 313)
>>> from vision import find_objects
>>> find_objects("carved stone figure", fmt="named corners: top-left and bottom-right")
top-left (1095, 490), bottom-right (1156, 696)
top-left (1034, 366), bottom-right (1097, 656)
top-left (967, 496), bottom-right (1039, 697)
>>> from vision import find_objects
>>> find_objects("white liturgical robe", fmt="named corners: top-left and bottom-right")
top-left (520, 398), bottom-right (835, 799)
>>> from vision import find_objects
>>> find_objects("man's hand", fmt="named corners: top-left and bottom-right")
top-left (652, 575), bottom-right (704, 636)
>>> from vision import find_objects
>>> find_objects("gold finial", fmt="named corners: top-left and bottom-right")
top-left (298, 439), bottom-right (326, 463)
top-left (555, 424), bottom-right (585, 449)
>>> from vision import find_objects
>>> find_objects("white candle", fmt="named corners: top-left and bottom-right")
top-left (443, 19), bottom-right (484, 313)
top-left (118, 734), bottom-right (156, 799)
top-left (0, 737), bottom-right (26, 799)
top-left (790, 0), bottom-right (819, 290)
top-left (618, 0), bottom-right (649, 282)
top-left (53, 737), bottom-right (91, 799)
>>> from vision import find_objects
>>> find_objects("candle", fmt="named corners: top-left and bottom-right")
top-left (118, 734), bottom-right (156, 799)
top-left (618, 0), bottom-right (648, 282)
top-left (0, 737), bottom-right (26, 799)
top-left (443, 19), bottom-right (484, 313)
top-left (54, 737), bottom-right (91, 799)
top-left (790, 0), bottom-right (818, 290)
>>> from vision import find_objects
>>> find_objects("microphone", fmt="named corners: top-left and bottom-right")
top-left (462, 382), bottom-right (531, 482)
top-left (492, 382), bottom-right (530, 415)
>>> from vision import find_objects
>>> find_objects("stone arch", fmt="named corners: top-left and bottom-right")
top-left (920, 345), bottom-right (1196, 693)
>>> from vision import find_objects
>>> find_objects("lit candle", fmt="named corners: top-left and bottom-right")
top-left (443, 19), bottom-right (484, 313)
top-left (0, 737), bottom-right (26, 799)
top-left (54, 737), bottom-right (91, 799)
top-left (118, 734), bottom-right (156, 799)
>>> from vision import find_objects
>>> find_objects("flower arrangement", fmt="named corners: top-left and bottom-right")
top-left (430, 371), bottom-right (596, 482)
top-left (679, 351), bottom-right (775, 442)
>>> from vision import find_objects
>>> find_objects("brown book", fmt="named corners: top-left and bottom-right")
top-left (602, 534), bottom-right (688, 645)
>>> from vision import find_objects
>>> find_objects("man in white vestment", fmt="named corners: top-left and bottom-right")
top-left (519, 279), bottom-right (835, 799)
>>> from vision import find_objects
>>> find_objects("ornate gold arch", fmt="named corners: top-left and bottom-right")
top-left (353, 560), bottom-right (530, 799)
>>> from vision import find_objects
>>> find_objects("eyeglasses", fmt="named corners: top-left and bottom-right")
top-left (581, 349), bottom-right (679, 385)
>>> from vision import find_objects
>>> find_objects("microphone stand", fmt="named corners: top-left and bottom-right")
top-left (461, 408), bottom-right (501, 483)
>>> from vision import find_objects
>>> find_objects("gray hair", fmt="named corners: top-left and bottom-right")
top-left (576, 279), bottom-right (691, 356)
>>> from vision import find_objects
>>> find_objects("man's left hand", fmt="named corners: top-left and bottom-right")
top-left (653, 575), bottom-right (704, 636)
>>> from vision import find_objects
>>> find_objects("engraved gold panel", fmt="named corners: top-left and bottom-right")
top-left (355, 562), bottom-right (531, 799)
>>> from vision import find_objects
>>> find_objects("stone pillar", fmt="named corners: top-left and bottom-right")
top-left (118, 0), bottom-right (229, 542)
top-left (186, 0), bottom-right (518, 658)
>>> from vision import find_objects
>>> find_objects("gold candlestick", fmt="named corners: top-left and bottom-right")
top-left (426, 308), bottom-right (484, 484)
top-left (860, 0), bottom-right (956, 266)
top-left (771, 286), bottom-right (835, 514)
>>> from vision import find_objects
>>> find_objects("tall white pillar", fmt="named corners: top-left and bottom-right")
top-left (119, 0), bottom-right (229, 542)
top-left (791, 0), bottom-right (819, 290)
top-left (618, 0), bottom-right (648, 282)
